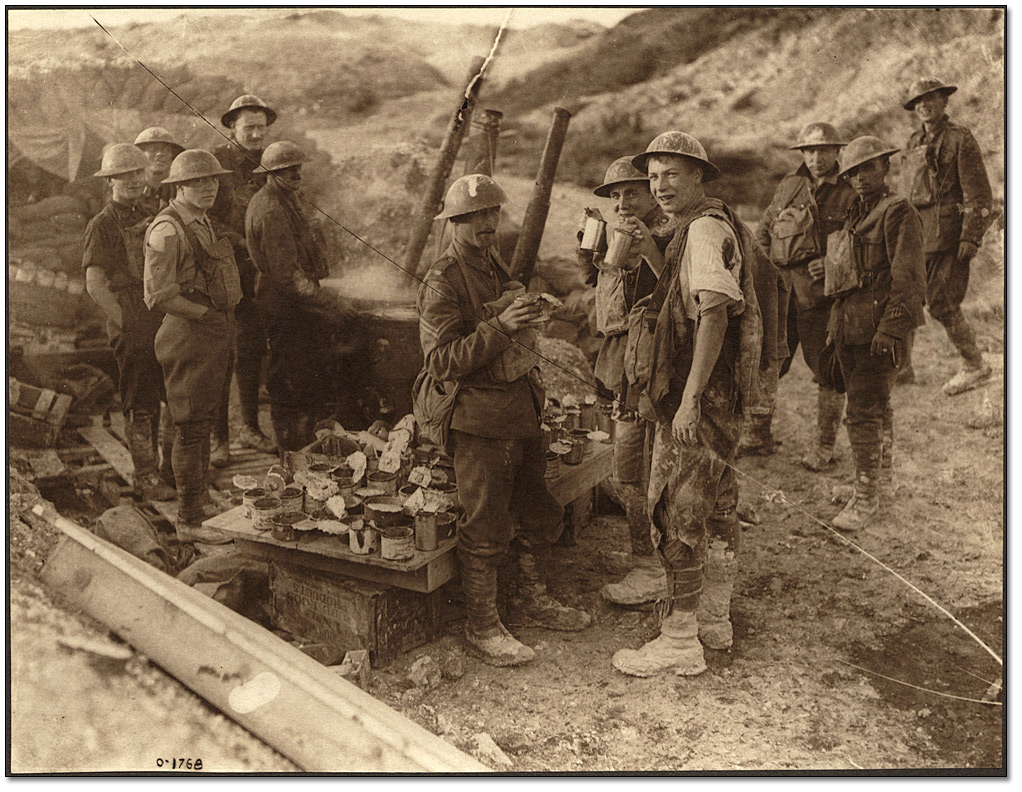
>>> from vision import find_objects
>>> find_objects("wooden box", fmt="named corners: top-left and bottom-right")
top-left (9, 377), bottom-right (73, 447)
top-left (269, 559), bottom-right (440, 667)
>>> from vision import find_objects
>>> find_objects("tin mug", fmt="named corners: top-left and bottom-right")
top-left (580, 214), bottom-right (607, 252)
top-left (604, 228), bottom-right (633, 269)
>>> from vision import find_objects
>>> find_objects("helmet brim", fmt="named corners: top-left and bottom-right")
top-left (837, 147), bottom-right (901, 178)
top-left (136, 141), bottom-right (185, 156)
top-left (903, 85), bottom-right (957, 111)
top-left (221, 105), bottom-right (278, 128)
top-left (593, 178), bottom-right (651, 198)
top-left (631, 151), bottom-right (720, 183)
top-left (435, 202), bottom-right (503, 221)
top-left (787, 142), bottom-right (846, 151)
top-left (161, 165), bottom-right (233, 184)
top-left (93, 166), bottom-right (146, 178)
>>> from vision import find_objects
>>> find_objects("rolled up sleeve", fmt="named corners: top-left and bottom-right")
top-left (682, 217), bottom-right (745, 319)
top-left (143, 219), bottom-right (182, 309)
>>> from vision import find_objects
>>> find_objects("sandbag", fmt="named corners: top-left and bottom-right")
top-left (94, 504), bottom-right (173, 572)
top-left (177, 552), bottom-right (270, 623)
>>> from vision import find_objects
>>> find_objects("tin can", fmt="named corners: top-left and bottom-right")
top-left (569, 428), bottom-right (592, 456)
top-left (242, 488), bottom-right (268, 519)
top-left (271, 511), bottom-right (305, 542)
top-left (429, 482), bottom-right (459, 512)
top-left (278, 486), bottom-right (304, 514)
top-left (580, 401), bottom-right (597, 430)
top-left (563, 439), bottom-right (585, 465)
top-left (580, 214), bottom-right (607, 252)
top-left (367, 470), bottom-right (398, 495)
top-left (436, 512), bottom-right (457, 540)
top-left (545, 450), bottom-right (560, 479)
top-left (414, 511), bottom-right (439, 552)
top-left (562, 408), bottom-right (581, 431)
top-left (349, 522), bottom-right (378, 555)
top-left (604, 228), bottom-right (633, 269)
top-left (380, 525), bottom-right (415, 561)
top-left (252, 497), bottom-right (281, 530)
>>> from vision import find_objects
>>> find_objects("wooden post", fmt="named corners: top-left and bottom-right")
top-left (463, 109), bottom-right (503, 177)
top-left (508, 107), bottom-right (572, 285)
top-left (405, 57), bottom-right (486, 282)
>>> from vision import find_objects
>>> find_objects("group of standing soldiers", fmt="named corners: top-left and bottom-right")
top-left (83, 94), bottom-right (342, 544)
top-left (417, 75), bottom-right (994, 675)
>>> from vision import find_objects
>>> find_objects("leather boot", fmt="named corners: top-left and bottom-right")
top-left (942, 312), bottom-right (992, 396)
top-left (832, 442), bottom-right (880, 532)
top-left (210, 432), bottom-right (231, 468)
top-left (801, 387), bottom-right (844, 471)
top-left (175, 420), bottom-right (230, 544)
top-left (609, 568), bottom-right (707, 678)
top-left (895, 330), bottom-right (916, 385)
top-left (125, 412), bottom-right (176, 502)
top-left (737, 412), bottom-right (776, 457)
top-left (510, 546), bottom-right (591, 631)
top-left (602, 554), bottom-right (668, 606)
top-left (697, 538), bottom-right (737, 650)
top-left (459, 549), bottom-right (535, 667)
top-left (237, 356), bottom-right (276, 453)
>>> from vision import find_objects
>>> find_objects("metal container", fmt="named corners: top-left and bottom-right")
top-left (271, 511), bottom-right (305, 542)
top-left (252, 497), bottom-right (281, 530)
top-left (545, 450), bottom-right (560, 479)
top-left (436, 512), bottom-right (457, 540)
top-left (569, 428), bottom-right (593, 456)
top-left (580, 214), bottom-right (607, 252)
top-left (278, 486), bottom-right (304, 514)
top-left (604, 228), bottom-right (633, 269)
top-left (563, 439), bottom-right (585, 465)
top-left (580, 401), bottom-right (597, 430)
top-left (242, 488), bottom-right (268, 519)
top-left (379, 525), bottom-right (415, 561)
top-left (414, 511), bottom-right (439, 552)
top-left (428, 482), bottom-right (459, 512)
top-left (364, 495), bottom-right (408, 527)
top-left (349, 522), bottom-right (378, 555)
top-left (596, 403), bottom-right (614, 435)
top-left (367, 470), bottom-right (398, 495)
top-left (562, 408), bottom-right (581, 431)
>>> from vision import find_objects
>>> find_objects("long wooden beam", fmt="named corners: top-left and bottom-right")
top-left (35, 505), bottom-right (488, 773)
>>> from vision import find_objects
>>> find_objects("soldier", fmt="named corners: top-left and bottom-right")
top-left (209, 94), bottom-right (280, 464)
top-left (246, 141), bottom-right (352, 450)
top-left (752, 122), bottom-right (857, 470)
top-left (612, 132), bottom-right (763, 677)
top-left (144, 150), bottom-right (242, 544)
top-left (900, 78), bottom-right (994, 395)
top-left (133, 127), bottom-right (184, 217)
top-left (418, 174), bottom-right (591, 667)
top-left (83, 144), bottom-right (175, 502)
top-left (828, 137), bottom-right (926, 532)
top-left (576, 156), bottom-right (672, 607)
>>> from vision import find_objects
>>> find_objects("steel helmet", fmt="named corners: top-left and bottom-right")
top-left (435, 174), bottom-right (508, 220)
top-left (903, 77), bottom-right (958, 111)
top-left (632, 131), bottom-right (720, 182)
top-left (221, 94), bottom-right (278, 128)
top-left (788, 122), bottom-right (846, 150)
top-left (593, 156), bottom-right (650, 198)
top-left (133, 126), bottom-right (185, 154)
top-left (259, 141), bottom-right (310, 172)
top-left (838, 136), bottom-right (901, 178)
top-left (93, 144), bottom-right (149, 178)
top-left (162, 149), bottom-right (232, 184)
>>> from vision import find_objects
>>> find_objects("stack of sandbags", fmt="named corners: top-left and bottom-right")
top-left (535, 336), bottom-right (598, 405)
top-left (9, 194), bottom-right (93, 275)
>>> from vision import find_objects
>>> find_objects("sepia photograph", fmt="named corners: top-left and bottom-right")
top-left (6, 4), bottom-right (1005, 775)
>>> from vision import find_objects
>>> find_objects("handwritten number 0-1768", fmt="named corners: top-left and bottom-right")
top-left (156, 758), bottom-right (203, 770)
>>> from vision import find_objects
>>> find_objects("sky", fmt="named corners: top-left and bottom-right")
top-left (6, 5), bottom-right (643, 32)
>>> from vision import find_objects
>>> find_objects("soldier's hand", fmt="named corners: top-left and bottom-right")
top-left (497, 295), bottom-right (543, 333)
top-left (672, 394), bottom-right (701, 446)
top-left (957, 241), bottom-right (978, 266)
top-left (870, 330), bottom-right (904, 368)
top-left (618, 215), bottom-right (656, 256)
top-left (807, 257), bottom-right (826, 280)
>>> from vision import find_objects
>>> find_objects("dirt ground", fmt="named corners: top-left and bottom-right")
top-left (9, 287), bottom-right (1003, 774)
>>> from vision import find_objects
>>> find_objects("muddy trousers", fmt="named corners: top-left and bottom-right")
top-left (173, 419), bottom-right (212, 525)
top-left (836, 342), bottom-right (896, 497)
top-left (612, 416), bottom-right (654, 557)
top-left (218, 296), bottom-right (268, 440)
top-left (451, 430), bottom-right (563, 631)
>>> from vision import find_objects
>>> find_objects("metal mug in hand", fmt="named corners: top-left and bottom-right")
top-left (580, 214), bottom-right (607, 252)
top-left (604, 228), bottom-right (633, 269)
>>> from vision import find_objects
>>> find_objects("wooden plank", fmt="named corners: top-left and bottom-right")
top-left (35, 505), bottom-right (488, 773)
top-left (79, 419), bottom-right (134, 483)
top-left (546, 441), bottom-right (614, 505)
top-left (206, 506), bottom-right (457, 593)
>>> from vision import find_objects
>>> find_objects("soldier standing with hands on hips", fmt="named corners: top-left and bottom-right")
top-left (144, 150), bottom-right (242, 545)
